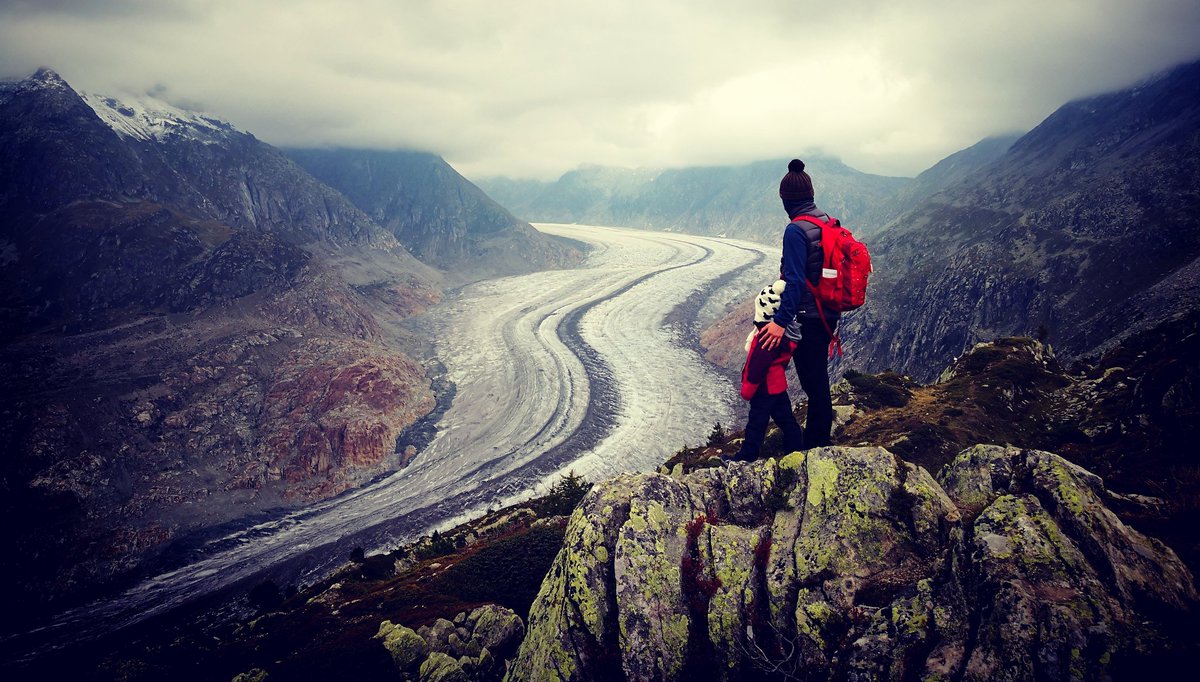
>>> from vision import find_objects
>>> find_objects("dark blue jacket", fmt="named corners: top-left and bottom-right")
top-left (776, 209), bottom-right (840, 339)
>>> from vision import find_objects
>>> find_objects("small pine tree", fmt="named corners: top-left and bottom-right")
top-left (707, 422), bottom-right (726, 446)
top-left (539, 470), bottom-right (593, 516)
top-left (428, 529), bottom-right (455, 556)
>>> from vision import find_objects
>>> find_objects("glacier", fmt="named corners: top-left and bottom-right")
top-left (5, 223), bottom-right (784, 660)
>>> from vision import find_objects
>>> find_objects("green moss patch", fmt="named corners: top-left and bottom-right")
top-left (844, 369), bottom-right (916, 409)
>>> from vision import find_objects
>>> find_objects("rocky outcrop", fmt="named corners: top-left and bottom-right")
top-left (510, 446), bottom-right (1197, 680)
top-left (239, 337), bottom-right (435, 498)
top-left (378, 604), bottom-right (525, 681)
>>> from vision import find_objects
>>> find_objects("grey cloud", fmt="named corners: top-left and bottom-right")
top-left (1, 0), bottom-right (1198, 180)
top-left (0, 0), bottom-right (201, 19)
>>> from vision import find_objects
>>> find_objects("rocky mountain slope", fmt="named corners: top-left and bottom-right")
top-left (21, 319), bottom-right (1196, 681)
top-left (857, 134), bottom-right (1020, 231)
top-left (287, 149), bottom-right (579, 280)
top-left (477, 157), bottom-right (911, 243)
top-left (840, 60), bottom-right (1200, 382)
top-left (0, 68), bottom-right (567, 628)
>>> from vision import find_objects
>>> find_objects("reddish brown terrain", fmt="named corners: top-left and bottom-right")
top-left (0, 68), bottom-right (576, 627)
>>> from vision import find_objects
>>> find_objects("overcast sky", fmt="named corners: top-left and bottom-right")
top-left (2, 0), bottom-right (1199, 180)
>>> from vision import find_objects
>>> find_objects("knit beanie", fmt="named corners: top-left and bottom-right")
top-left (754, 279), bottom-right (787, 324)
top-left (745, 279), bottom-right (788, 351)
top-left (779, 159), bottom-right (814, 202)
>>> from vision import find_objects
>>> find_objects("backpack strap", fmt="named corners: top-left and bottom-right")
top-left (805, 283), bottom-right (843, 358)
top-left (791, 215), bottom-right (844, 358)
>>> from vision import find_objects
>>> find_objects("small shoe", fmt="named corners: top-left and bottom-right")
top-left (723, 450), bottom-right (756, 463)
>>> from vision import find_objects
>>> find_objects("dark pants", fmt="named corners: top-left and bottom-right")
top-left (737, 388), bottom-right (804, 460)
top-left (792, 317), bottom-right (837, 447)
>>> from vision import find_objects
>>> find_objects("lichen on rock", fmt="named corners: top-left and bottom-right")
top-left (377, 620), bottom-right (430, 672)
top-left (419, 651), bottom-right (467, 682)
top-left (379, 604), bottom-right (523, 681)
top-left (508, 445), bottom-right (1197, 681)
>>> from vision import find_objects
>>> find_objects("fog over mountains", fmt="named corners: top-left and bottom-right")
top-left (478, 157), bottom-right (912, 243)
top-left (475, 133), bottom-right (1024, 246)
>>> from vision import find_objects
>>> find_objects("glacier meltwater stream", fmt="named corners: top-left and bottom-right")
top-left (8, 224), bottom-right (781, 660)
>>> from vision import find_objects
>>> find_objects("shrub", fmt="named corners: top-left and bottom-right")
top-left (846, 370), bottom-right (914, 409)
top-left (534, 470), bottom-right (593, 517)
top-left (415, 530), bottom-right (457, 560)
top-left (432, 523), bottom-right (567, 618)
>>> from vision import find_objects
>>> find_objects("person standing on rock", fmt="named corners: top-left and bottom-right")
top-left (728, 279), bottom-right (805, 461)
top-left (755, 159), bottom-right (840, 447)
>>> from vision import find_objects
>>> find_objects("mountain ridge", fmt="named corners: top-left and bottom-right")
top-left (287, 148), bottom-right (580, 281)
top-left (840, 59), bottom-right (1200, 382)
top-left (0, 67), bottom-right (568, 627)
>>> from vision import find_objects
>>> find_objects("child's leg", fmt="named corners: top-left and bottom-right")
top-left (734, 390), bottom-right (773, 460)
top-left (769, 391), bottom-right (805, 454)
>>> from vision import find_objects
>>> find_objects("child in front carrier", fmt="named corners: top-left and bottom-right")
top-left (728, 280), bottom-right (805, 461)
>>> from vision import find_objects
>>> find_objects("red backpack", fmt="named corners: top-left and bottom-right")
top-left (791, 215), bottom-right (872, 356)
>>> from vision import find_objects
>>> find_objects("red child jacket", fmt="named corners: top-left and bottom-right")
top-left (740, 333), bottom-right (795, 400)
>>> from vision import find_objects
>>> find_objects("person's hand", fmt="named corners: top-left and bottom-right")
top-left (757, 321), bottom-right (785, 350)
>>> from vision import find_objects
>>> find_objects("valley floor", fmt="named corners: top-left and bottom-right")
top-left (3, 223), bottom-right (779, 666)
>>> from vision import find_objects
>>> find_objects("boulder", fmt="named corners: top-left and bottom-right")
top-left (377, 620), bottom-right (429, 673)
top-left (508, 446), bottom-right (1197, 681)
top-left (419, 651), bottom-right (467, 682)
top-left (468, 603), bottom-right (525, 659)
top-left (379, 604), bottom-right (524, 681)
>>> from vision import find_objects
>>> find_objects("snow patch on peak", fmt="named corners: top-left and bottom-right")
top-left (2, 68), bottom-right (72, 103)
top-left (30, 67), bottom-right (68, 88)
top-left (81, 91), bottom-right (241, 144)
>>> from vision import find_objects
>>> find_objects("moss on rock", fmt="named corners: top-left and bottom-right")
top-left (508, 446), bottom-right (1198, 681)
top-left (419, 651), bottom-right (467, 682)
top-left (376, 620), bottom-right (429, 672)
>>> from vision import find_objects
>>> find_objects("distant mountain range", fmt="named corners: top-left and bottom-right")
top-left (477, 157), bottom-right (914, 242)
top-left (474, 133), bottom-right (1021, 246)
top-left (0, 68), bottom-right (577, 624)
